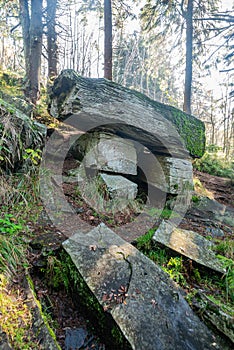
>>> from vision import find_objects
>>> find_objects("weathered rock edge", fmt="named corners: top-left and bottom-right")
top-left (63, 224), bottom-right (224, 350)
top-left (24, 275), bottom-right (61, 350)
top-left (49, 69), bottom-right (205, 158)
top-left (192, 292), bottom-right (234, 343)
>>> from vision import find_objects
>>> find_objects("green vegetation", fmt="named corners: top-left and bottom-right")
top-left (0, 234), bottom-right (28, 277)
top-left (193, 150), bottom-right (234, 179)
top-left (0, 274), bottom-right (39, 350)
top-left (0, 169), bottom-right (45, 348)
top-left (0, 70), bottom-right (23, 96)
top-left (136, 228), bottom-right (156, 251)
top-left (215, 240), bottom-right (234, 260)
top-left (41, 254), bottom-right (70, 291)
top-left (0, 214), bottom-right (38, 349)
top-left (217, 255), bottom-right (234, 302)
top-left (0, 213), bottom-right (22, 235)
top-left (136, 233), bottom-right (188, 287)
top-left (165, 256), bottom-right (187, 286)
top-left (191, 194), bottom-right (200, 203)
top-left (23, 148), bottom-right (42, 166)
top-left (0, 97), bottom-right (46, 173)
top-left (136, 230), bottom-right (234, 313)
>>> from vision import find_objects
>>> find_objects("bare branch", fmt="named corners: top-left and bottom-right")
top-left (219, 68), bottom-right (234, 73)
top-left (195, 16), bottom-right (234, 23)
top-left (10, 22), bottom-right (20, 33)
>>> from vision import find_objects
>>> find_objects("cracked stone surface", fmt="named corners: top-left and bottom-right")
top-left (82, 132), bottom-right (137, 175)
top-left (153, 221), bottom-right (226, 273)
top-left (63, 224), bottom-right (224, 350)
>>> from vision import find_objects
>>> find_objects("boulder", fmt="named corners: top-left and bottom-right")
top-left (49, 70), bottom-right (205, 159)
top-left (137, 152), bottom-right (193, 194)
top-left (190, 197), bottom-right (234, 228)
top-left (48, 70), bottom-right (205, 201)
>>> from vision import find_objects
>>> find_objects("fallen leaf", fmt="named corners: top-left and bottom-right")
top-left (89, 245), bottom-right (97, 251)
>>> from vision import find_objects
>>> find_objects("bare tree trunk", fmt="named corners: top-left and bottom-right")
top-left (0, 36), bottom-right (5, 69)
top-left (183, 0), bottom-right (193, 115)
top-left (19, 0), bottom-right (30, 80)
top-left (29, 0), bottom-right (43, 104)
top-left (19, 0), bottom-right (43, 104)
top-left (104, 0), bottom-right (112, 80)
top-left (46, 0), bottom-right (58, 80)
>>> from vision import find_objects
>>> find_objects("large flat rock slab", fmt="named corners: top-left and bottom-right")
top-left (49, 70), bottom-right (205, 159)
top-left (63, 224), bottom-right (223, 350)
top-left (153, 221), bottom-right (226, 273)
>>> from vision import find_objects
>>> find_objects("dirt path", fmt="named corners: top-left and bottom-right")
top-left (193, 169), bottom-right (233, 208)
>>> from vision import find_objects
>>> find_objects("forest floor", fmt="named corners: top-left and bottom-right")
top-left (25, 157), bottom-right (234, 350)
top-left (2, 161), bottom-right (233, 350)
top-left (193, 169), bottom-right (233, 207)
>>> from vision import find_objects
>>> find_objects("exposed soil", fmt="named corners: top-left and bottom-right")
top-left (31, 272), bottom-right (106, 350)
top-left (193, 169), bottom-right (234, 207)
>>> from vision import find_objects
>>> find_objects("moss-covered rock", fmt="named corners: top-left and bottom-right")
top-left (25, 275), bottom-right (62, 350)
top-left (49, 69), bottom-right (205, 158)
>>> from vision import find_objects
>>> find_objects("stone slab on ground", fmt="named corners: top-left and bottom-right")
top-left (193, 197), bottom-right (234, 227)
top-left (100, 173), bottom-right (138, 200)
top-left (153, 221), bottom-right (226, 273)
top-left (63, 224), bottom-right (223, 350)
top-left (192, 292), bottom-right (234, 343)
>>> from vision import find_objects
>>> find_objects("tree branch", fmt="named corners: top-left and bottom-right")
top-left (195, 16), bottom-right (234, 22)
top-left (10, 22), bottom-right (20, 33)
top-left (219, 68), bottom-right (234, 72)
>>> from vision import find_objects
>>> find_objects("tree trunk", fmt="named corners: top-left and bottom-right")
top-left (29, 0), bottom-right (43, 104)
top-left (46, 0), bottom-right (58, 80)
top-left (183, 0), bottom-right (193, 115)
top-left (19, 0), bottom-right (30, 82)
top-left (19, 0), bottom-right (43, 104)
top-left (104, 0), bottom-right (112, 80)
